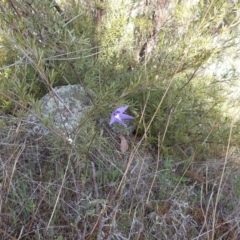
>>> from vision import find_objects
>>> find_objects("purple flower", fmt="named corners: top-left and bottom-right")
top-left (109, 106), bottom-right (134, 127)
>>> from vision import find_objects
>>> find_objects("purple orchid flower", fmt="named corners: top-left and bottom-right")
top-left (109, 106), bottom-right (134, 127)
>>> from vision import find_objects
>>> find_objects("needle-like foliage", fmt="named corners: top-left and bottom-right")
top-left (0, 0), bottom-right (240, 239)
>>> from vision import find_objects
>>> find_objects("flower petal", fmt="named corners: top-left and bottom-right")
top-left (115, 118), bottom-right (127, 127)
top-left (109, 115), bottom-right (116, 125)
top-left (115, 106), bottom-right (129, 114)
top-left (119, 113), bottom-right (134, 120)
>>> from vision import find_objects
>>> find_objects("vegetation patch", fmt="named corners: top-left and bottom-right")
top-left (0, 0), bottom-right (240, 239)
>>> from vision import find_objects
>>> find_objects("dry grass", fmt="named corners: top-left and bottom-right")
top-left (0, 1), bottom-right (240, 239)
top-left (0, 112), bottom-right (240, 240)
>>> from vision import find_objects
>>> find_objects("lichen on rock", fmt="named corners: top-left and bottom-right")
top-left (25, 84), bottom-right (92, 138)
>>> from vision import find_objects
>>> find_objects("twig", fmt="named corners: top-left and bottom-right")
top-left (91, 161), bottom-right (104, 240)
top-left (46, 150), bottom-right (71, 231)
top-left (211, 120), bottom-right (234, 240)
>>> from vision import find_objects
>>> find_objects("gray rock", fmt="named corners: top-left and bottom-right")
top-left (25, 84), bottom-right (92, 138)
